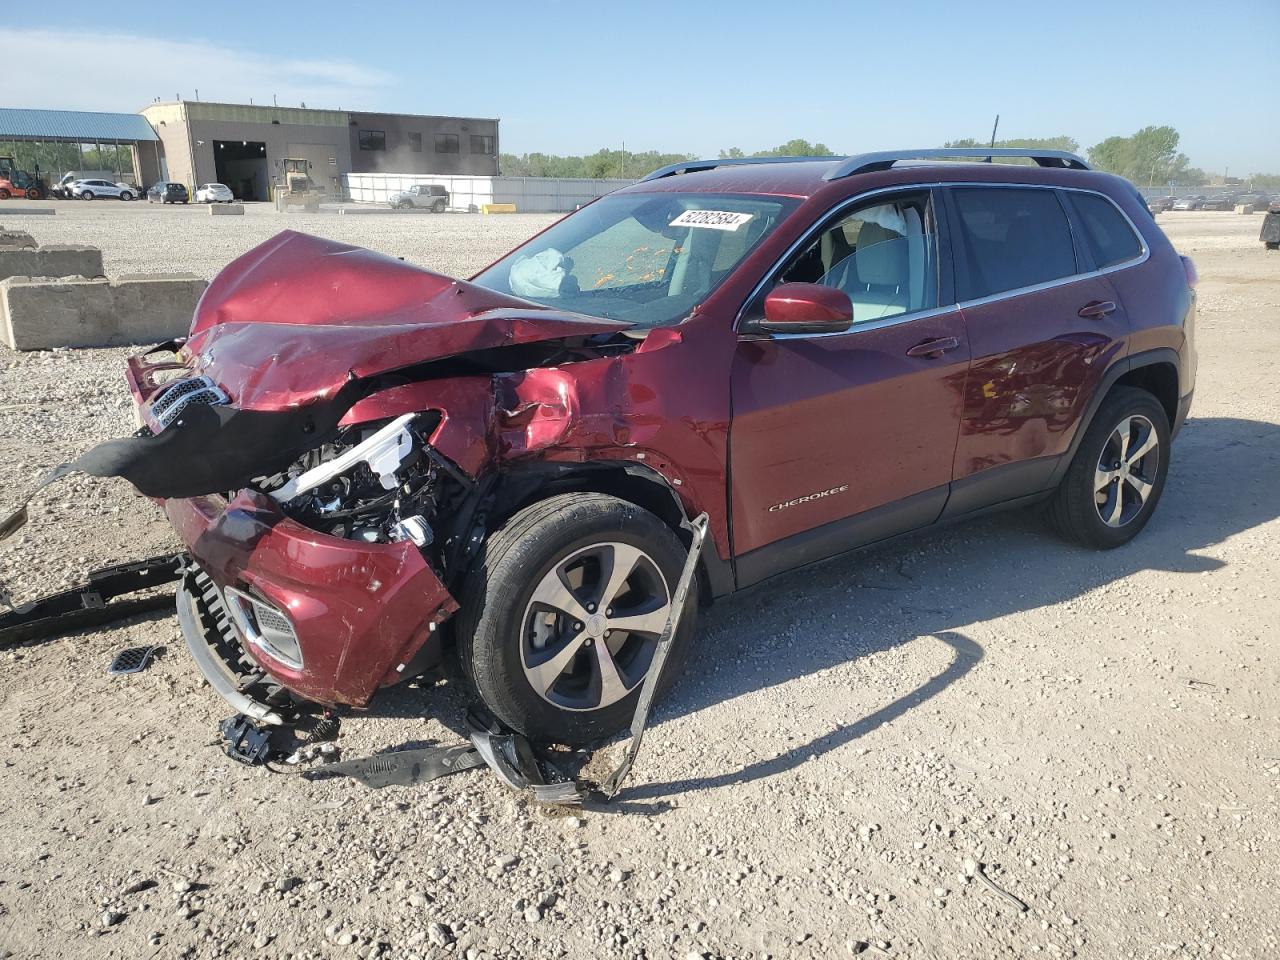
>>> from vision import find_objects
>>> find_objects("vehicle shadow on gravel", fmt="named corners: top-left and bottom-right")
top-left (625, 415), bottom-right (1280, 799)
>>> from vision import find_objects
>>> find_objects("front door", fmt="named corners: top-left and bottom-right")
top-left (729, 189), bottom-right (970, 587)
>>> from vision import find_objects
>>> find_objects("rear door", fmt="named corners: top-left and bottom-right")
top-left (943, 185), bottom-right (1132, 517)
top-left (729, 188), bottom-right (971, 586)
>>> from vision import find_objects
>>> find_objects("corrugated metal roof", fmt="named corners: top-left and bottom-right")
top-left (0, 108), bottom-right (159, 142)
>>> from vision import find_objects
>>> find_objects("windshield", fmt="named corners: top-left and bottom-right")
top-left (472, 192), bottom-right (797, 328)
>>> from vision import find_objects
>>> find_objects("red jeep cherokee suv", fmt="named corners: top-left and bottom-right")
top-left (127, 148), bottom-right (1195, 744)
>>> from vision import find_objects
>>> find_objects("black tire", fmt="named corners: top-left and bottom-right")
top-left (119, 191), bottom-right (133, 201)
top-left (0, 189), bottom-right (9, 200)
top-left (433, 200), bottom-right (446, 213)
top-left (1046, 386), bottom-right (1171, 549)
top-left (455, 492), bottom-right (699, 746)
top-left (82, 191), bottom-right (94, 200)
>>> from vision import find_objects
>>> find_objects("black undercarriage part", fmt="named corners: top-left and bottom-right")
top-left (0, 553), bottom-right (186, 647)
top-left (304, 744), bottom-right (485, 788)
top-left (220, 714), bottom-right (276, 765)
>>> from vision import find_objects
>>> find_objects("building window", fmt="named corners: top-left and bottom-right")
top-left (409, 132), bottom-right (423, 153)
top-left (358, 130), bottom-right (386, 152)
top-left (470, 135), bottom-right (495, 155)
top-left (435, 134), bottom-right (460, 154)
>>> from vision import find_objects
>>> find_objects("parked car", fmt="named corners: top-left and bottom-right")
top-left (50, 170), bottom-right (119, 199)
top-left (195, 183), bottom-right (235, 204)
top-left (1146, 195), bottom-right (1176, 213)
top-left (1199, 195), bottom-right (1236, 211)
top-left (148, 182), bottom-right (189, 204)
top-left (70, 179), bottom-right (136, 201)
top-left (388, 183), bottom-right (449, 212)
top-left (1269, 196), bottom-right (1280, 214)
top-left (117, 149), bottom-right (1197, 744)
top-left (1234, 193), bottom-right (1270, 212)
top-left (1171, 195), bottom-right (1205, 211)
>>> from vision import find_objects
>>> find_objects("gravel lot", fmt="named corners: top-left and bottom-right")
top-left (0, 205), bottom-right (1277, 960)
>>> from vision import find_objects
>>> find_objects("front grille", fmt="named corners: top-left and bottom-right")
top-left (150, 376), bottom-right (228, 428)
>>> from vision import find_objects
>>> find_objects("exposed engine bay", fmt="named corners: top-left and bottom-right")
top-left (252, 411), bottom-right (476, 586)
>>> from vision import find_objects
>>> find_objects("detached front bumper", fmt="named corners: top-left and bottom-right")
top-left (167, 491), bottom-right (458, 710)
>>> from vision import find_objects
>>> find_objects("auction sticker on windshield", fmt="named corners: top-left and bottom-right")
top-left (669, 209), bottom-right (755, 231)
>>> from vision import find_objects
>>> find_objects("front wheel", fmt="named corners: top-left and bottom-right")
top-left (82, 192), bottom-right (94, 200)
top-left (119, 191), bottom-right (133, 201)
top-left (0, 189), bottom-right (10, 200)
top-left (456, 493), bottom-right (699, 746)
top-left (1046, 386), bottom-right (1171, 548)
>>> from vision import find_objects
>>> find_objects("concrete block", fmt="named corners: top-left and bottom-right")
top-left (0, 246), bottom-right (104, 282)
top-left (0, 207), bottom-right (55, 216)
top-left (1, 274), bottom-right (207, 350)
top-left (1235, 204), bottom-right (1255, 215)
top-left (481, 203), bottom-right (518, 214)
top-left (0, 231), bottom-right (38, 249)
top-left (209, 203), bottom-right (245, 216)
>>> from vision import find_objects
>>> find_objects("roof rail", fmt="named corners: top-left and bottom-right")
top-left (637, 155), bottom-right (848, 183)
top-left (823, 148), bottom-right (1091, 180)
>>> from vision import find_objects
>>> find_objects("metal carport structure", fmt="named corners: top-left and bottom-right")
top-left (0, 107), bottom-right (162, 191)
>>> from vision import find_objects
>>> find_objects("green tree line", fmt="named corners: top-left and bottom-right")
top-left (501, 129), bottom-right (1274, 189)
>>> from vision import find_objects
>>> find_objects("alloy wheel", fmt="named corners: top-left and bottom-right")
top-left (1094, 414), bottom-right (1160, 527)
top-left (520, 541), bottom-right (672, 711)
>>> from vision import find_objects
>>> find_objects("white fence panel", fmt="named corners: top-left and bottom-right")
top-left (342, 173), bottom-right (631, 212)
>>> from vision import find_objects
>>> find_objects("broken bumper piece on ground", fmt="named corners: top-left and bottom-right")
top-left (0, 553), bottom-right (185, 646)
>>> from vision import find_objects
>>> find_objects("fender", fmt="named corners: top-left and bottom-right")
top-left (479, 457), bottom-right (737, 600)
top-left (1046, 347), bottom-right (1182, 488)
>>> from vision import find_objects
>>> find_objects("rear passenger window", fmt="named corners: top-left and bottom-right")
top-left (1069, 192), bottom-right (1143, 269)
top-left (951, 188), bottom-right (1077, 301)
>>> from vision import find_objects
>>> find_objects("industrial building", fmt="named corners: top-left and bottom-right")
top-left (1, 102), bottom-right (500, 201)
top-left (140, 101), bottom-right (499, 201)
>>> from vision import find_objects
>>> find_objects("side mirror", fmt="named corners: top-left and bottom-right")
top-left (758, 283), bottom-right (853, 335)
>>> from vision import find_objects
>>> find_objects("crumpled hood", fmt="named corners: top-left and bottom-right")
top-left (185, 230), bottom-right (630, 410)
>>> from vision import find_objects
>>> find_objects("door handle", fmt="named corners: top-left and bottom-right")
top-left (1078, 300), bottom-right (1117, 319)
top-left (906, 336), bottom-right (961, 359)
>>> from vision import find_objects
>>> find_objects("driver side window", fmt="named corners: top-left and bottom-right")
top-left (779, 192), bottom-right (938, 324)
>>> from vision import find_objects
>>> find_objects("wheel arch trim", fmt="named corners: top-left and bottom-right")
top-left (484, 458), bottom-right (736, 599)
top-left (1048, 347), bottom-right (1182, 488)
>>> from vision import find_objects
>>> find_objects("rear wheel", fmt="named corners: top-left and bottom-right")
top-left (456, 493), bottom-right (698, 745)
top-left (1046, 386), bottom-right (1170, 548)
top-left (25, 188), bottom-right (41, 200)
top-left (432, 199), bottom-right (446, 213)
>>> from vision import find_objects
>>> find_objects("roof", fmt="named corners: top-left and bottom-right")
top-left (622, 159), bottom-right (843, 198)
top-left (620, 153), bottom-right (1106, 199)
top-left (0, 107), bottom-right (158, 142)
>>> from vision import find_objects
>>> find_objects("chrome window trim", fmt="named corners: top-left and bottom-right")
top-left (736, 181), bottom-right (1149, 342)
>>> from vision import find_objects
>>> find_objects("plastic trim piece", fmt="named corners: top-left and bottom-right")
top-left (176, 580), bottom-right (285, 725)
top-left (270, 413), bottom-right (415, 503)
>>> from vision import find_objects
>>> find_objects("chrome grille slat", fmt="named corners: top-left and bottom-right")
top-left (149, 375), bottom-right (228, 428)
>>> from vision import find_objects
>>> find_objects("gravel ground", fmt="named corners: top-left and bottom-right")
top-left (0, 206), bottom-right (1277, 960)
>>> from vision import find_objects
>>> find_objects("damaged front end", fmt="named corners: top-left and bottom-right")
top-left (108, 231), bottom-right (639, 716)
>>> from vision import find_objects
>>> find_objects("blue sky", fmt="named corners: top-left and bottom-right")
top-left (4, 0), bottom-right (1278, 173)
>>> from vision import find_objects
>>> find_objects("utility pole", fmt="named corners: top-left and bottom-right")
top-left (621, 141), bottom-right (626, 179)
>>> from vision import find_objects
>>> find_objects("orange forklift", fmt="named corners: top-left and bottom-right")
top-left (0, 156), bottom-right (47, 200)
